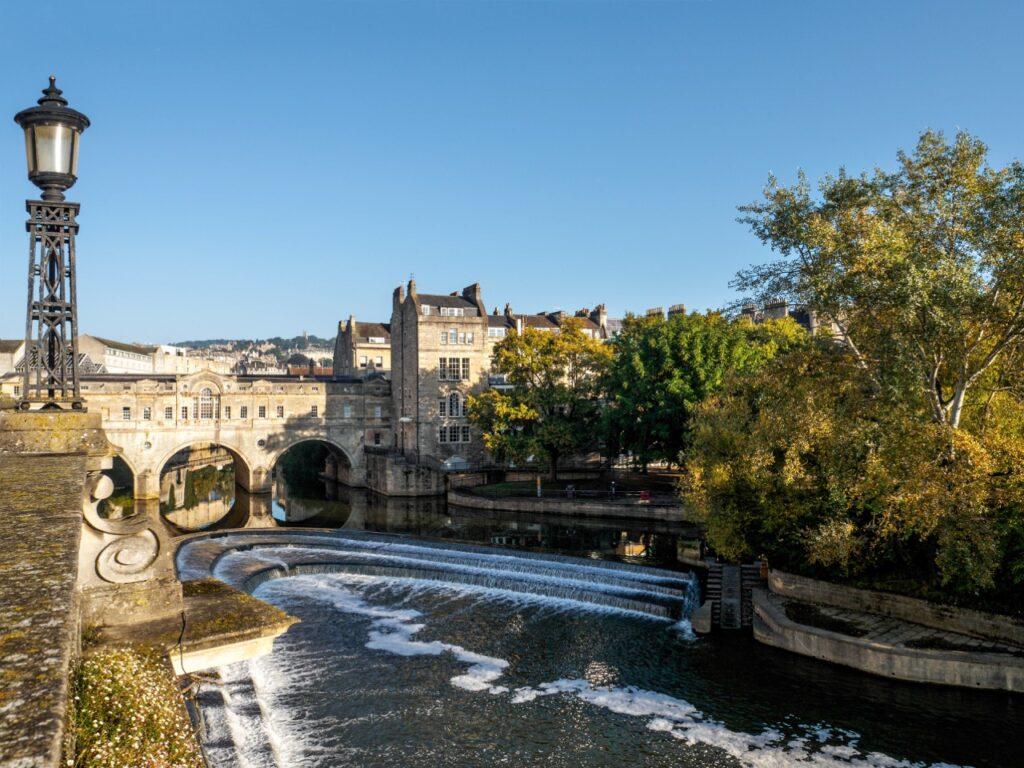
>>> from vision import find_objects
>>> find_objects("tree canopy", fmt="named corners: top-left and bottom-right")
top-left (736, 130), bottom-right (1024, 429)
top-left (468, 319), bottom-right (610, 477)
top-left (684, 131), bottom-right (1024, 609)
top-left (602, 311), bottom-right (805, 469)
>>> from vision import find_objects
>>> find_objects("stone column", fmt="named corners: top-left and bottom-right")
top-left (133, 466), bottom-right (161, 500)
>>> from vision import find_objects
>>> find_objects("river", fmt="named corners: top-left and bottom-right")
top-left (157, 470), bottom-right (1023, 768)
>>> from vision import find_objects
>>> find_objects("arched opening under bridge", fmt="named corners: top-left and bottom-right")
top-left (157, 442), bottom-right (252, 533)
top-left (271, 439), bottom-right (355, 526)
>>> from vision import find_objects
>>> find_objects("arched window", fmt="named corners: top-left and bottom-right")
top-left (195, 387), bottom-right (219, 420)
top-left (448, 392), bottom-right (463, 418)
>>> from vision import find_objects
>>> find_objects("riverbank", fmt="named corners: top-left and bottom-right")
top-left (753, 569), bottom-right (1024, 692)
top-left (447, 487), bottom-right (687, 522)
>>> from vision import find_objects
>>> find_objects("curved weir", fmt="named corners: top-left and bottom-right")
top-left (177, 530), bottom-right (997, 768)
top-left (180, 531), bottom-right (699, 620)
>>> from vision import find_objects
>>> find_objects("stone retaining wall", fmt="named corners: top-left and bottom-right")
top-left (769, 569), bottom-right (1024, 647)
top-left (753, 589), bottom-right (1024, 693)
top-left (366, 452), bottom-right (445, 497)
top-left (447, 489), bottom-right (684, 521)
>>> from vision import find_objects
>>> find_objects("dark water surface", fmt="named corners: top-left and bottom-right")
top-left (177, 476), bottom-right (1021, 768)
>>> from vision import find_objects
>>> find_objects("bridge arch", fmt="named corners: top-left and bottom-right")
top-left (154, 438), bottom-right (256, 492)
top-left (155, 441), bottom-right (253, 533)
top-left (268, 435), bottom-right (355, 474)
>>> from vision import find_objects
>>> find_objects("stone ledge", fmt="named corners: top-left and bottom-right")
top-left (447, 489), bottom-right (685, 521)
top-left (0, 449), bottom-right (90, 768)
top-left (753, 589), bottom-right (1024, 693)
top-left (768, 569), bottom-right (1024, 646)
top-left (0, 411), bottom-right (110, 458)
top-left (92, 579), bottom-right (297, 674)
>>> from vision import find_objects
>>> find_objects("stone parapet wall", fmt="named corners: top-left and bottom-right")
top-left (753, 589), bottom-right (1024, 693)
top-left (0, 412), bottom-right (104, 768)
top-left (768, 569), bottom-right (1024, 647)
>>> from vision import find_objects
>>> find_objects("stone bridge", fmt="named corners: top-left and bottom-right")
top-left (78, 370), bottom-right (392, 498)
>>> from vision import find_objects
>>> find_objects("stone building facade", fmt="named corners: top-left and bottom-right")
top-left (0, 340), bottom-right (25, 376)
top-left (740, 301), bottom-right (838, 336)
top-left (333, 316), bottom-right (392, 375)
top-left (390, 281), bottom-right (491, 468)
top-left (387, 280), bottom-right (614, 468)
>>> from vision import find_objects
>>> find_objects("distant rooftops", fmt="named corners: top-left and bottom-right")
top-left (89, 335), bottom-right (158, 356)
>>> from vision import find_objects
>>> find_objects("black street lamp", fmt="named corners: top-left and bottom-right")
top-left (15, 76), bottom-right (90, 202)
top-left (13, 77), bottom-right (91, 409)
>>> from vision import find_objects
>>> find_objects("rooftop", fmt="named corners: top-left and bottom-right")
top-left (417, 293), bottom-right (478, 310)
top-left (89, 335), bottom-right (159, 356)
top-left (353, 321), bottom-right (391, 341)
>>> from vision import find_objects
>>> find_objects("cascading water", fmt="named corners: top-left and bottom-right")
top-left (178, 532), bottom-right (1012, 768)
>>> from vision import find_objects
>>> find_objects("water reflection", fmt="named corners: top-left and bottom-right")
top-left (160, 445), bottom-right (236, 531)
top-left (270, 475), bottom-right (699, 571)
top-left (101, 444), bottom-right (700, 569)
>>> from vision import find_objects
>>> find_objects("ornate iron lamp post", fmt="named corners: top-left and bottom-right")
top-left (14, 77), bottom-right (90, 409)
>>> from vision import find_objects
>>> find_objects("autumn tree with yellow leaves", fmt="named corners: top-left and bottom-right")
top-left (684, 132), bottom-right (1024, 608)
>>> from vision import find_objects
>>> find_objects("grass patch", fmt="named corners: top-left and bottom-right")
top-left (72, 645), bottom-right (203, 768)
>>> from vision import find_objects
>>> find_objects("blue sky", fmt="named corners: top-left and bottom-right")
top-left (2, 1), bottom-right (1022, 343)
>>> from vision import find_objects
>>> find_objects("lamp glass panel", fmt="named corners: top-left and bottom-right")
top-left (70, 131), bottom-right (79, 176)
top-left (23, 128), bottom-right (35, 173)
top-left (31, 123), bottom-right (75, 175)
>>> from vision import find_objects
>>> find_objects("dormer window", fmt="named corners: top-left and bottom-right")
top-left (440, 307), bottom-right (465, 317)
top-left (422, 305), bottom-right (432, 315)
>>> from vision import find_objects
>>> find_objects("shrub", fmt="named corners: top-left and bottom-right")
top-left (72, 645), bottom-right (203, 768)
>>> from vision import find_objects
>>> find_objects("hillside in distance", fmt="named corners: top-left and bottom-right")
top-left (172, 335), bottom-right (334, 350)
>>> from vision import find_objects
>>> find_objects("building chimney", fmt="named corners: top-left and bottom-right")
top-left (462, 283), bottom-right (485, 315)
top-left (667, 303), bottom-right (686, 317)
top-left (764, 299), bottom-right (789, 320)
top-left (645, 307), bottom-right (664, 318)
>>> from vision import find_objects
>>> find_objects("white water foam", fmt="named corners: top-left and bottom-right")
top-left (264, 575), bottom-right (512, 695)
top-left (234, 543), bottom-right (690, 606)
top-left (505, 678), bottom-right (969, 768)
top-left (241, 534), bottom-right (694, 587)
top-left (261, 569), bottom-right (673, 623)
top-left (215, 661), bottom-right (278, 768)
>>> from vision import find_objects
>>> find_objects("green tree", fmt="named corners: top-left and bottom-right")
top-left (737, 130), bottom-right (1024, 429)
top-left (469, 318), bottom-right (611, 478)
top-left (602, 310), bottom-right (805, 470)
